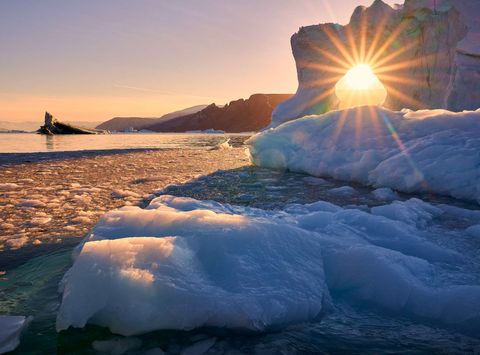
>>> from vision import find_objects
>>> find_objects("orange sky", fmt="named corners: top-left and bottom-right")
top-left (0, 0), bottom-right (397, 122)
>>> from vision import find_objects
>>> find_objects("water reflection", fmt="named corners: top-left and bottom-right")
top-left (45, 135), bottom-right (56, 151)
top-left (0, 133), bottom-right (250, 153)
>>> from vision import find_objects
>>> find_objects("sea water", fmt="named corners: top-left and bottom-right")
top-left (1, 136), bottom-right (480, 354)
top-left (0, 133), bottom-right (248, 154)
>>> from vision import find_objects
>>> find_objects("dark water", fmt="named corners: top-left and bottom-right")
top-left (2, 165), bottom-right (480, 354)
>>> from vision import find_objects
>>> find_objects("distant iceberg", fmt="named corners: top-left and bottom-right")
top-left (248, 106), bottom-right (480, 203)
top-left (57, 195), bottom-right (480, 336)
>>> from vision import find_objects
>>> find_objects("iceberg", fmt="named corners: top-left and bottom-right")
top-left (57, 195), bottom-right (480, 336)
top-left (272, 0), bottom-right (480, 126)
top-left (248, 106), bottom-right (480, 203)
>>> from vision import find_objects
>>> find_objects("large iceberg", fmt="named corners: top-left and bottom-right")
top-left (57, 195), bottom-right (480, 336)
top-left (248, 106), bottom-right (480, 203)
top-left (273, 0), bottom-right (480, 126)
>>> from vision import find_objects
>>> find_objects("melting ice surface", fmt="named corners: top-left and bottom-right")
top-left (54, 191), bottom-right (480, 344)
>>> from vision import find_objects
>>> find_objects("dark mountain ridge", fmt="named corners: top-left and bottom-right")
top-left (96, 105), bottom-right (208, 131)
top-left (148, 94), bottom-right (292, 133)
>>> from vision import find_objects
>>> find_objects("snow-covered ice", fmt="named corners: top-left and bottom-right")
top-left (248, 106), bottom-right (480, 203)
top-left (57, 195), bottom-right (480, 336)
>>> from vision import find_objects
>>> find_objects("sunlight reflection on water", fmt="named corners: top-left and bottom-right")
top-left (0, 133), bottom-right (249, 153)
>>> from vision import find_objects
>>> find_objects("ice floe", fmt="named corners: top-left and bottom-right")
top-left (57, 195), bottom-right (480, 336)
top-left (57, 197), bottom-right (329, 335)
top-left (0, 316), bottom-right (30, 354)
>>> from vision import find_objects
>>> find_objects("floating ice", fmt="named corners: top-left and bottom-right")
top-left (328, 186), bottom-right (357, 196)
top-left (57, 197), bottom-right (329, 335)
top-left (16, 199), bottom-right (46, 208)
top-left (465, 225), bottom-right (480, 238)
top-left (371, 198), bottom-right (443, 229)
top-left (0, 316), bottom-right (30, 354)
top-left (0, 183), bottom-right (20, 190)
top-left (111, 189), bottom-right (141, 199)
top-left (57, 195), bottom-right (480, 336)
top-left (371, 187), bottom-right (399, 201)
top-left (248, 106), bottom-right (480, 203)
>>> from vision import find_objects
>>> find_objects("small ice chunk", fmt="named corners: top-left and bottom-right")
top-left (371, 187), bottom-right (399, 201)
top-left (371, 198), bottom-right (443, 228)
top-left (465, 225), bottom-right (480, 238)
top-left (17, 199), bottom-right (46, 208)
top-left (210, 138), bottom-right (232, 150)
top-left (111, 190), bottom-right (141, 199)
top-left (328, 186), bottom-right (357, 196)
top-left (0, 183), bottom-right (19, 190)
top-left (6, 237), bottom-right (28, 250)
top-left (71, 216), bottom-right (92, 224)
top-left (0, 316), bottom-right (30, 354)
top-left (302, 176), bottom-right (331, 185)
top-left (30, 217), bottom-right (52, 225)
top-left (0, 223), bottom-right (14, 230)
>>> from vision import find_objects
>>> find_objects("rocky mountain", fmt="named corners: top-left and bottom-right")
top-left (96, 105), bottom-right (208, 132)
top-left (148, 94), bottom-right (292, 133)
top-left (272, 0), bottom-right (480, 126)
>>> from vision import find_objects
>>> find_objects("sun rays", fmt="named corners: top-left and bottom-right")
top-left (295, 6), bottom-right (438, 190)
top-left (296, 4), bottom-right (443, 115)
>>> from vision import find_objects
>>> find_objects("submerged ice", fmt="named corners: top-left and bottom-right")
top-left (57, 194), bottom-right (480, 336)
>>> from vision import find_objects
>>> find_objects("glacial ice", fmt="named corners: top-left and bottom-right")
top-left (272, 0), bottom-right (480, 126)
top-left (57, 195), bottom-right (480, 336)
top-left (248, 106), bottom-right (480, 203)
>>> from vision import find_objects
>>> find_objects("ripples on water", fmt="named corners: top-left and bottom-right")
top-left (1, 135), bottom-right (480, 353)
top-left (0, 133), bottom-right (248, 154)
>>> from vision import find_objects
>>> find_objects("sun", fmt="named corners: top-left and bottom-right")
top-left (344, 64), bottom-right (377, 90)
top-left (335, 63), bottom-right (387, 109)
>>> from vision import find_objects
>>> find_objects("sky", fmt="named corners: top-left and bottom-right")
top-left (0, 0), bottom-right (396, 122)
